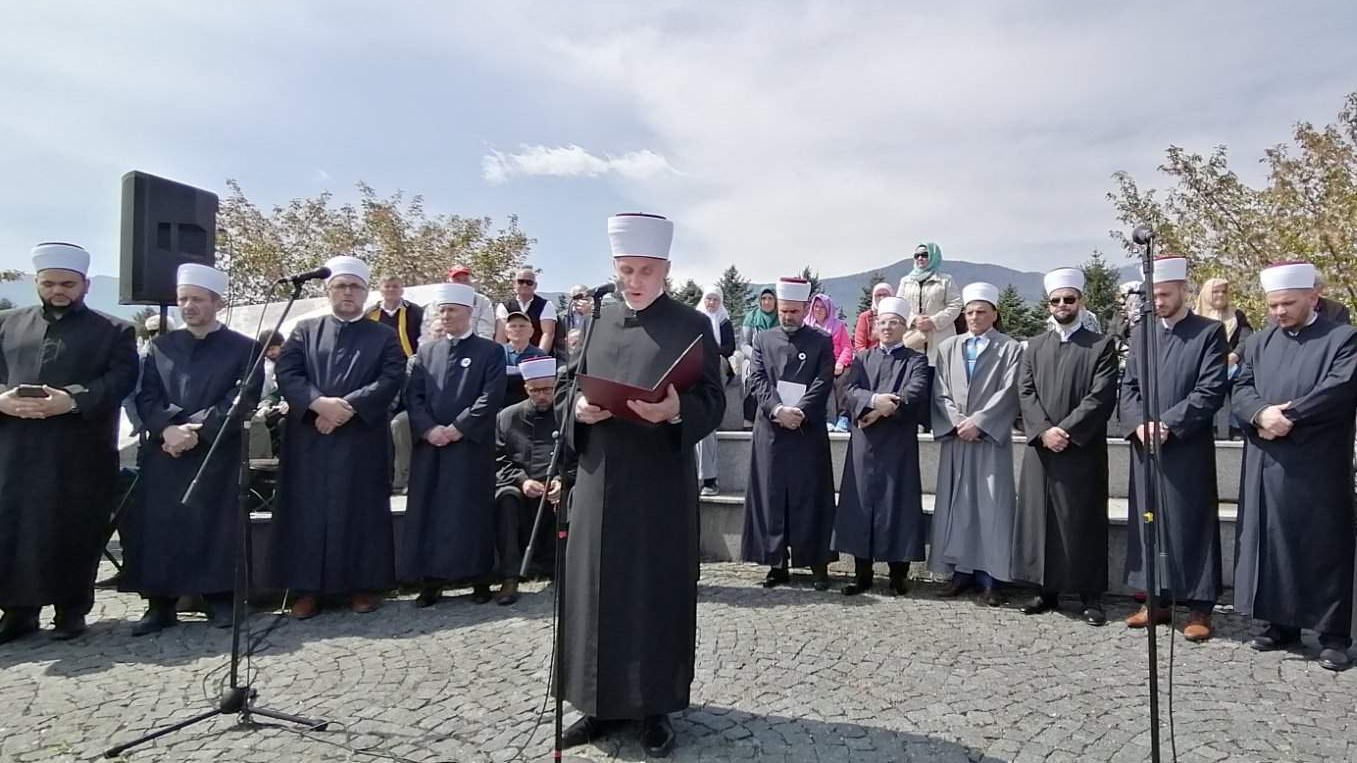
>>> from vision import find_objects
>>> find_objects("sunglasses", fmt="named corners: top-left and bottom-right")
top-left (1048, 296), bottom-right (1079, 306)
top-left (516, 279), bottom-right (536, 286)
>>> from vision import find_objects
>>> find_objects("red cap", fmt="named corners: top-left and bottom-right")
top-left (447, 265), bottom-right (472, 279)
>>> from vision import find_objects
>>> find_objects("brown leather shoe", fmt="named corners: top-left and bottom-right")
top-left (1124, 605), bottom-right (1171, 628)
top-left (350, 593), bottom-right (380, 614)
top-left (1183, 611), bottom-right (1213, 642)
top-left (290, 595), bottom-right (320, 620)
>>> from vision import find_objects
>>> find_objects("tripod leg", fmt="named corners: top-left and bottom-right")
top-left (245, 705), bottom-right (330, 731)
top-left (103, 706), bottom-right (223, 758)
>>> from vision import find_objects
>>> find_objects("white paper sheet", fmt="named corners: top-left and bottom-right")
top-left (777, 380), bottom-right (807, 407)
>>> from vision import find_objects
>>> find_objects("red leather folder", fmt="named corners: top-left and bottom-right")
top-left (578, 335), bottom-right (704, 422)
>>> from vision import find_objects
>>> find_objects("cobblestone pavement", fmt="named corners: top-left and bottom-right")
top-left (2, 562), bottom-right (1354, 762)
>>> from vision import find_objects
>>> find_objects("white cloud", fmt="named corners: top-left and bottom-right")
top-left (481, 144), bottom-right (677, 184)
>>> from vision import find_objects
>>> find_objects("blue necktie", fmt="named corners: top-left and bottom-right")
top-left (964, 338), bottom-right (978, 380)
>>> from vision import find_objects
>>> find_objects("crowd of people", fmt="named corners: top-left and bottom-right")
top-left (1, 221), bottom-right (1355, 757)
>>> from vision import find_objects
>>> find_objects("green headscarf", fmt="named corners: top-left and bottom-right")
top-left (744, 287), bottom-right (778, 331)
top-left (905, 242), bottom-right (943, 282)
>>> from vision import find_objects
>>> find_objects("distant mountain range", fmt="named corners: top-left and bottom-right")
top-left (1, 258), bottom-right (1139, 320)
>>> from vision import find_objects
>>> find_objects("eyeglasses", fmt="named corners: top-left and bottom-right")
top-left (330, 283), bottom-right (366, 292)
top-left (570, 294), bottom-right (588, 300)
top-left (1048, 296), bottom-right (1078, 306)
top-left (913, 252), bottom-right (930, 259)
top-left (516, 279), bottom-right (536, 286)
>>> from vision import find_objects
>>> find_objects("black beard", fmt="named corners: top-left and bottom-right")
top-left (1054, 312), bottom-right (1078, 326)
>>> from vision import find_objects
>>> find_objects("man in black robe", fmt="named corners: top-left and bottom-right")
top-left (272, 256), bottom-right (407, 618)
top-left (1013, 268), bottom-right (1119, 626)
top-left (1233, 261), bottom-right (1357, 671)
top-left (1119, 257), bottom-right (1228, 641)
top-left (121, 264), bottom-right (261, 635)
top-left (0, 243), bottom-right (138, 643)
top-left (558, 213), bottom-right (724, 757)
top-left (832, 296), bottom-right (929, 596)
top-left (399, 282), bottom-right (505, 606)
top-left (742, 277), bottom-right (837, 591)
top-left (495, 356), bottom-right (573, 602)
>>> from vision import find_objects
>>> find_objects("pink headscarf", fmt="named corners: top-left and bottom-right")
top-left (805, 293), bottom-right (845, 335)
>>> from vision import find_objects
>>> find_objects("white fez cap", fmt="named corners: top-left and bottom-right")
top-left (177, 263), bottom-right (228, 296)
top-left (962, 282), bottom-right (1000, 307)
top-left (1259, 262), bottom-right (1316, 293)
top-left (1043, 267), bottom-right (1084, 295)
top-left (31, 242), bottom-right (90, 276)
top-left (775, 277), bottom-right (812, 302)
top-left (519, 356), bottom-right (557, 381)
top-left (434, 282), bottom-right (475, 307)
top-left (324, 255), bottom-right (371, 285)
top-left (876, 296), bottom-right (909, 319)
top-left (145, 315), bottom-right (163, 331)
top-left (1119, 281), bottom-right (1141, 295)
top-left (608, 213), bottom-right (673, 260)
top-left (1153, 256), bottom-right (1188, 284)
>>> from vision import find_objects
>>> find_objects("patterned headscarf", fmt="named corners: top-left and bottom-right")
top-left (905, 242), bottom-right (944, 282)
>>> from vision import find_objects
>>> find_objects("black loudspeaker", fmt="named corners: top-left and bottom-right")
top-left (119, 171), bottom-right (219, 305)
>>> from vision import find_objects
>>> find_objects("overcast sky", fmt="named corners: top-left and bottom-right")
top-left (2, 1), bottom-right (1355, 291)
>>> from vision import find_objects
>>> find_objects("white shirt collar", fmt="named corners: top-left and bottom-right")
top-left (448, 327), bottom-right (475, 342)
top-left (1054, 322), bottom-right (1080, 342)
top-left (1159, 307), bottom-right (1189, 330)
top-left (333, 311), bottom-right (365, 323)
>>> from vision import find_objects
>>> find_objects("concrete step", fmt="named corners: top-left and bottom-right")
top-left (696, 491), bottom-right (1240, 595)
top-left (707, 430), bottom-right (1245, 503)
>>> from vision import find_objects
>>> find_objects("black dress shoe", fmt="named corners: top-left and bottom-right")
top-left (208, 605), bottom-right (234, 630)
top-left (811, 566), bottom-right (830, 592)
top-left (131, 604), bottom-right (177, 637)
top-left (414, 587), bottom-right (442, 608)
top-left (1250, 624), bottom-right (1301, 652)
top-left (50, 613), bottom-right (88, 641)
top-left (1319, 647), bottom-right (1352, 671)
top-left (0, 612), bottom-right (40, 645)
top-left (887, 570), bottom-right (909, 597)
top-left (470, 584), bottom-right (494, 605)
top-left (762, 567), bottom-right (790, 589)
top-left (1082, 607), bottom-right (1108, 627)
top-left (842, 577), bottom-right (874, 596)
top-left (938, 577), bottom-right (974, 598)
top-left (640, 714), bottom-right (676, 758)
top-left (979, 588), bottom-right (1005, 607)
top-left (1020, 595), bottom-right (1057, 615)
top-left (560, 715), bottom-right (615, 749)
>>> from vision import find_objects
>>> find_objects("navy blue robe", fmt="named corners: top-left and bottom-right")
top-left (1232, 316), bottom-right (1357, 636)
top-left (399, 334), bottom-right (505, 583)
top-left (832, 345), bottom-right (930, 562)
top-left (271, 315), bottom-right (406, 594)
top-left (0, 304), bottom-right (137, 611)
top-left (123, 326), bottom-right (261, 597)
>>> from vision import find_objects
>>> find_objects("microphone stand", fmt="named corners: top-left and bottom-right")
top-left (1132, 233), bottom-right (1170, 763)
top-left (519, 295), bottom-right (603, 762)
top-left (105, 280), bottom-right (330, 758)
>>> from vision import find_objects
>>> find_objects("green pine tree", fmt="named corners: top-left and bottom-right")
top-left (1080, 250), bottom-right (1121, 329)
top-left (996, 284), bottom-right (1046, 340)
top-left (857, 270), bottom-right (887, 315)
top-left (799, 266), bottom-right (823, 297)
top-left (674, 278), bottom-right (705, 307)
top-left (715, 264), bottom-right (753, 325)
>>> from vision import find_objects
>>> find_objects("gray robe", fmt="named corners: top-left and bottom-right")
top-left (929, 329), bottom-right (1023, 581)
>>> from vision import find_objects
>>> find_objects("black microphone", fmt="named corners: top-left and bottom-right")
top-left (1131, 225), bottom-right (1155, 246)
top-left (591, 281), bottom-right (617, 299)
top-left (275, 266), bottom-right (332, 285)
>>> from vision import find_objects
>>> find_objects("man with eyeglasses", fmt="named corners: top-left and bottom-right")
top-left (1012, 268), bottom-right (1120, 627)
top-left (832, 297), bottom-right (930, 596)
top-left (496, 267), bottom-right (556, 355)
top-left (270, 256), bottom-right (407, 619)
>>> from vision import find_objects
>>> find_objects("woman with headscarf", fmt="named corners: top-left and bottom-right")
top-left (896, 242), bottom-right (963, 365)
top-left (805, 293), bottom-right (854, 432)
top-left (1195, 277), bottom-right (1254, 438)
top-left (740, 288), bottom-right (778, 427)
top-left (854, 282), bottom-right (897, 352)
top-left (697, 286), bottom-right (736, 494)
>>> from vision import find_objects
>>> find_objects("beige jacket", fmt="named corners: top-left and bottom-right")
top-left (897, 272), bottom-right (963, 365)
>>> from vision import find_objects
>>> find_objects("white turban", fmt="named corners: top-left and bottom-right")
top-left (608, 213), bottom-right (673, 260)
top-left (876, 296), bottom-right (909, 319)
top-left (519, 356), bottom-right (557, 381)
top-left (324, 255), bottom-right (370, 285)
top-left (775, 278), bottom-right (812, 302)
top-left (1043, 267), bottom-right (1084, 295)
top-left (31, 242), bottom-right (90, 276)
top-left (1259, 262), bottom-right (1316, 293)
top-left (176, 263), bottom-right (228, 297)
top-left (1153, 257), bottom-right (1188, 284)
top-left (434, 283), bottom-right (476, 307)
top-left (961, 282), bottom-right (1000, 307)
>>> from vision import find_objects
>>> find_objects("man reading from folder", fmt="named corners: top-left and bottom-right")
top-left (556, 213), bottom-right (725, 757)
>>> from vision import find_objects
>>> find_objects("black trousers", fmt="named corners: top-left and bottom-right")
top-left (495, 487), bottom-right (557, 581)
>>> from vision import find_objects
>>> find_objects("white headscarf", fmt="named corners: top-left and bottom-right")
top-left (698, 286), bottom-right (729, 340)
